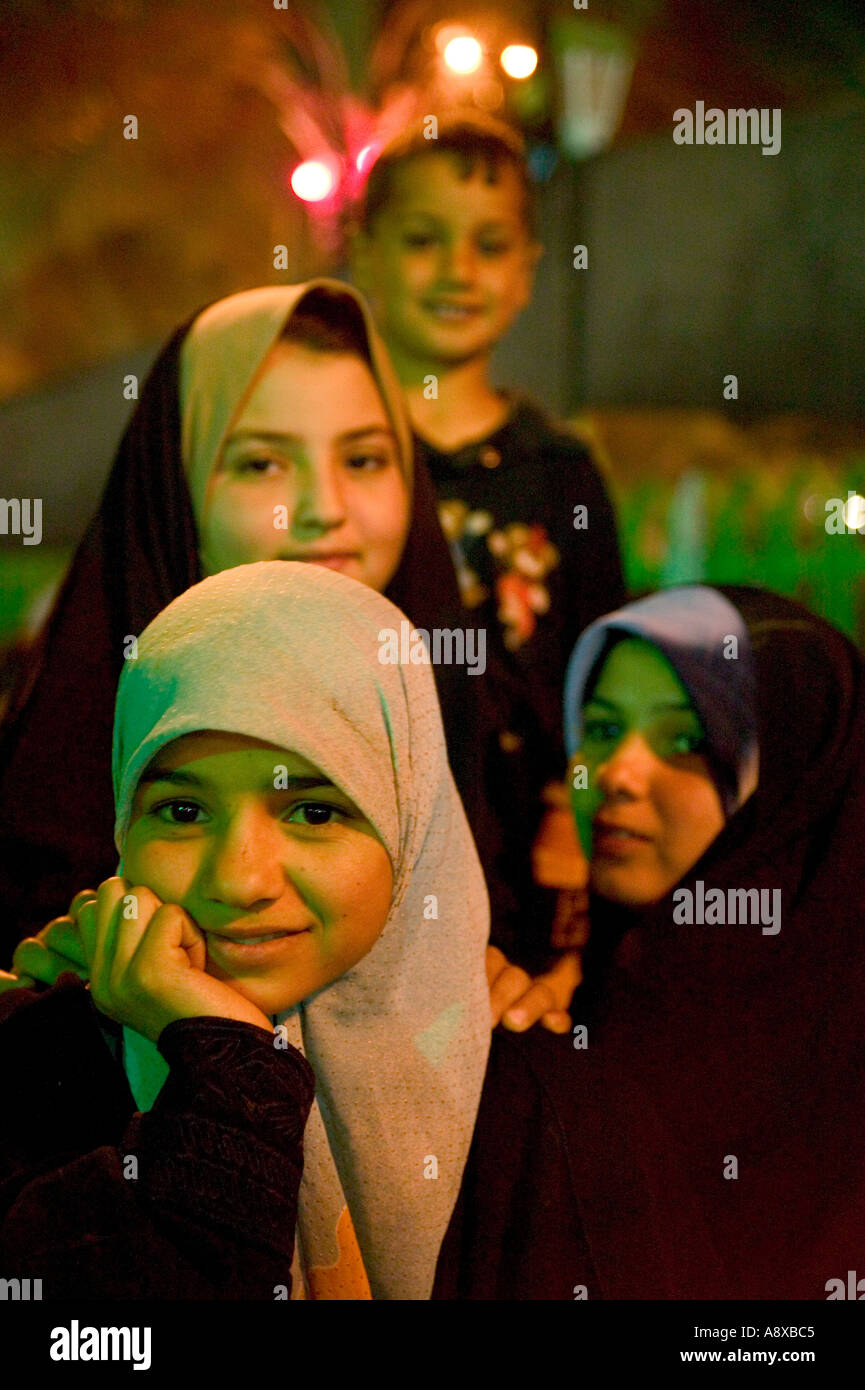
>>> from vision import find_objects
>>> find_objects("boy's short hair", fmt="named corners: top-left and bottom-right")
top-left (359, 111), bottom-right (536, 237)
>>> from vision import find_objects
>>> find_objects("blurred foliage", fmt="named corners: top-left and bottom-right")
top-left (578, 410), bottom-right (865, 644)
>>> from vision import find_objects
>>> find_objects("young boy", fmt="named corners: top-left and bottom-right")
top-left (352, 112), bottom-right (626, 971)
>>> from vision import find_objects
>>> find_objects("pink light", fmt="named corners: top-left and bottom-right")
top-left (355, 143), bottom-right (380, 174)
top-left (291, 158), bottom-right (338, 203)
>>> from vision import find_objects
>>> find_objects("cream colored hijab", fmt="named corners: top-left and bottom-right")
top-left (112, 561), bottom-right (490, 1300)
top-left (178, 280), bottom-right (414, 526)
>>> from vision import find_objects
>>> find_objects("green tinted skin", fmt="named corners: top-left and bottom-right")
top-left (123, 732), bottom-right (394, 1019)
top-left (569, 639), bottom-right (726, 907)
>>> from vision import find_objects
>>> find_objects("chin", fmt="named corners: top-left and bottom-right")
top-left (210, 970), bottom-right (311, 1019)
top-left (591, 866), bottom-right (665, 908)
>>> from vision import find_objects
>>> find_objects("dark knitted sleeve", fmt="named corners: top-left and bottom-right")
top-left (0, 1010), bottom-right (315, 1300)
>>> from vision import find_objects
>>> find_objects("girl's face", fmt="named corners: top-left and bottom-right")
top-left (123, 731), bottom-right (394, 1017)
top-left (199, 343), bottom-right (410, 593)
top-left (571, 639), bottom-right (725, 907)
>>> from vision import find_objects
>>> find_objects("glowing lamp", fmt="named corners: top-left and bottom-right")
top-left (291, 159), bottom-right (338, 203)
top-left (501, 44), bottom-right (538, 80)
top-left (443, 35), bottom-right (483, 74)
top-left (843, 494), bottom-right (865, 531)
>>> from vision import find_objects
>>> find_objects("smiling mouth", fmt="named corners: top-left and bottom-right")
top-left (423, 301), bottom-right (483, 320)
top-left (593, 823), bottom-right (652, 846)
top-left (207, 928), bottom-right (311, 944)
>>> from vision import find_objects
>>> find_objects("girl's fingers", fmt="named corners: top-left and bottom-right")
top-left (541, 1010), bottom-right (573, 1034)
top-left (131, 902), bottom-right (206, 977)
top-left (501, 980), bottom-right (557, 1032)
top-left (89, 877), bottom-right (134, 980)
top-left (489, 963), bottom-right (533, 1025)
top-left (101, 883), bottom-right (164, 989)
top-left (12, 936), bottom-right (88, 985)
top-left (38, 914), bottom-right (89, 968)
top-left (69, 889), bottom-right (97, 917)
top-left (0, 970), bottom-right (35, 994)
top-left (484, 944), bottom-right (507, 987)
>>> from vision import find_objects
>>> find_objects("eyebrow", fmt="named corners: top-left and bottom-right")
top-left (584, 696), bottom-right (696, 715)
top-left (398, 211), bottom-right (513, 232)
top-left (225, 426), bottom-right (397, 447)
top-left (138, 768), bottom-right (336, 793)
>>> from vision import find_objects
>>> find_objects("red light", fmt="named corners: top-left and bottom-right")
top-left (291, 158), bottom-right (338, 203)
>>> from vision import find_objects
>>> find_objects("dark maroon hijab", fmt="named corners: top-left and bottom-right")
top-left (0, 320), bottom-right (480, 952)
top-left (559, 586), bottom-right (865, 1298)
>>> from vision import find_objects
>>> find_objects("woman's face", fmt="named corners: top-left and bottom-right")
top-left (571, 638), bottom-right (726, 906)
top-left (123, 731), bottom-right (394, 1017)
top-left (199, 343), bottom-right (411, 593)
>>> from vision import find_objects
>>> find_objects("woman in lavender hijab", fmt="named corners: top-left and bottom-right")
top-left (435, 584), bottom-right (865, 1300)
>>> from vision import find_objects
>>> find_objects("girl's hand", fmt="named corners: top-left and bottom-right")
top-left (10, 889), bottom-right (95, 987)
top-left (82, 877), bottom-right (273, 1044)
top-left (0, 967), bottom-right (34, 995)
top-left (531, 804), bottom-right (588, 890)
top-left (486, 944), bottom-right (582, 1034)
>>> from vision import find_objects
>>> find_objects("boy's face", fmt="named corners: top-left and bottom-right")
top-left (199, 344), bottom-right (410, 593)
top-left (123, 732), bottom-right (394, 1017)
top-left (353, 152), bottom-right (540, 372)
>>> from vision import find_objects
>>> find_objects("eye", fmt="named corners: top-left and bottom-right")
top-left (669, 730), bottom-right (706, 756)
top-left (152, 799), bottom-right (208, 825)
top-left (286, 801), bottom-right (344, 826)
top-left (344, 451), bottom-right (390, 472)
top-left (583, 718), bottom-right (621, 743)
top-left (232, 455), bottom-right (285, 477)
top-left (402, 230), bottom-right (438, 249)
top-left (478, 239), bottom-right (510, 257)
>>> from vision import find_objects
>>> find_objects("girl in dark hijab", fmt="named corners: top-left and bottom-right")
top-left (435, 584), bottom-right (865, 1299)
top-left (0, 281), bottom-right (484, 953)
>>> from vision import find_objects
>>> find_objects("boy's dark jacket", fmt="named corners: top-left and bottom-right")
top-left (0, 974), bottom-right (598, 1301)
top-left (416, 400), bottom-right (626, 962)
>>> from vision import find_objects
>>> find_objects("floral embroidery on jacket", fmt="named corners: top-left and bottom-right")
top-left (438, 502), bottom-right (560, 650)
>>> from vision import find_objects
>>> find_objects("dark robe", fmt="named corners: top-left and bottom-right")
top-left (435, 587), bottom-right (865, 1299)
top-left (0, 323), bottom-right (489, 952)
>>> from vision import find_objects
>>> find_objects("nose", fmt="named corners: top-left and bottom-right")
top-left (292, 458), bottom-right (347, 539)
top-left (203, 806), bottom-right (287, 911)
top-left (595, 730), bottom-right (655, 801)
top-left (440, 237), bottom-right (476, 285)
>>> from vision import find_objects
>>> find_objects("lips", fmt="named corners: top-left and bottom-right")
top-left (205, 927), bottom-right (312, 968)
top-left (206, 926), bottom-right (310, 943)
top-left (282, 554), bottom-right (360, 572)
top-left (594, 821), bottom-right (651, 841)
top-left (592, 820), bottom-right (652, 855)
